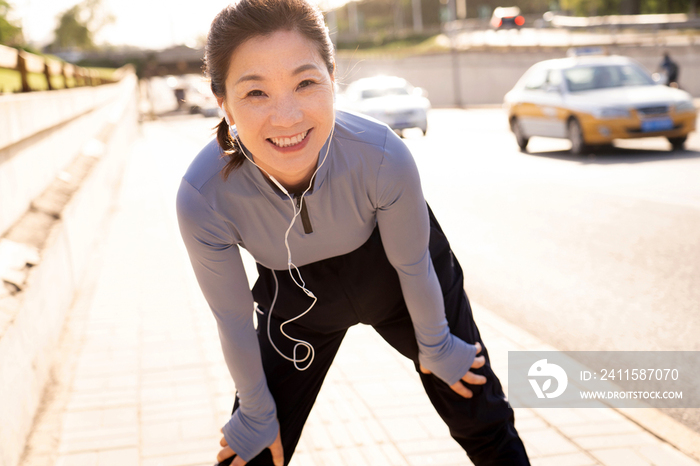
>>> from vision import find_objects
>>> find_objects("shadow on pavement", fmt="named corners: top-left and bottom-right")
top-left (522, 145), bottom-right (700, 165)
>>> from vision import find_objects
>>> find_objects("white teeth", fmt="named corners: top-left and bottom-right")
top-left (270, 130), bottom-right (308, 148)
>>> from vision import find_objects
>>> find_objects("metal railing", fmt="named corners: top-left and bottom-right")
top-left (0, 44), bottom-right (129, 93)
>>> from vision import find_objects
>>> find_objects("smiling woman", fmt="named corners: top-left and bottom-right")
top-left (205, 0), bottom-right (335, 187)
top-left (219, 30), bottom-right (335, 192)
top-left (176, 1), bottom-right (531, 465)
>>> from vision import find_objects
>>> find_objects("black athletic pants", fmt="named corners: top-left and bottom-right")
top-left (231, 207), bottom-right (530, 466)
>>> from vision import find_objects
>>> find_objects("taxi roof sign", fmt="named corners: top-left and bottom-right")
top-left (566, 46), bottom-right (606, 57)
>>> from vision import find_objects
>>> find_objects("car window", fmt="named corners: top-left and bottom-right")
top-left (523, 68), bottom-right (548, 90)
top-left (361, 87), bottom-right (410, 99)
top-left (547, 69), bottom-right (562, 87)
top-left (564, 64), bottom-right (653, 92)
top-left (619, 65), bottom-right (653, 86)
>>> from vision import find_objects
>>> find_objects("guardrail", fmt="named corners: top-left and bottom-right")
top-left (0, 44), bottom-right (128, 93)
top-left (547, 13), bottom-right (700, 29)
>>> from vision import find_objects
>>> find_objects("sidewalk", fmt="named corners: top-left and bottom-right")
top-left (19, 119), bottom-right (700, 466)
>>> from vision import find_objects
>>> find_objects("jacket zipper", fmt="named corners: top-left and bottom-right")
top-left (295, 195), bottom-right (313, 234)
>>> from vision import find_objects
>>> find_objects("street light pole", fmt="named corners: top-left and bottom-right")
top-left (457, 0), bottom-right (467, 19)
top-left (412, 0), bottom-right (423, 32)
top-left (450, 31), bottom-right (463, 108)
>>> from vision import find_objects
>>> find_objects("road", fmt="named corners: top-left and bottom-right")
top-left (403, 108), bottom-right (700, 433)
top-left (160, 108), bottom-right (700, 432)
top-left (403, 109), bottom-right (700, 356)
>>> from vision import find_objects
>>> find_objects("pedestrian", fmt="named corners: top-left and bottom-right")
top-left (176, 0), bottom-right (530, 465)
top-left (659, 51), bottom-right (679, 88)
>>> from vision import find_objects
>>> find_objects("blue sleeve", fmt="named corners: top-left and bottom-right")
top-left (374, 132), bottom-right (476, 386)
top-left (176, 178), bottom-right (278, 461)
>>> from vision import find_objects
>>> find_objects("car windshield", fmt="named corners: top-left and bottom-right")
top-left (564, 64), bottom-right (654, 92)
top-left (361, 87), bottom-right (410, 99)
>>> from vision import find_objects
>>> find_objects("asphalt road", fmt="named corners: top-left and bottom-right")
top-left (162, 107), bottom-right (700, 432)
top-left (401, 108), bottom-right (700, 433)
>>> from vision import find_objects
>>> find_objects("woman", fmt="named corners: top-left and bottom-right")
top-left (176, 0), bottom-right (530, 465)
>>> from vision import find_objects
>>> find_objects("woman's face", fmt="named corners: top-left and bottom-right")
top-left (219, 29), bottom-right (335, 190)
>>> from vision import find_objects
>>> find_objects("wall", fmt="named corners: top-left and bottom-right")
top-left (0, 75), bottom-right (139, 466)
top-left (336, 45), bottom-right (700, 107)
top-left (0, 81), bottom-right (128, 238)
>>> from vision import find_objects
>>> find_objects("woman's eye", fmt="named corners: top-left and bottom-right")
top-left (247, 90), bottom-right (265, 97)
top-left (298, 80), bottom-right (315, 89)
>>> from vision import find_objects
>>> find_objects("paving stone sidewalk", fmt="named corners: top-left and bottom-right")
top-left (19, 120), bottom-right (700, 466)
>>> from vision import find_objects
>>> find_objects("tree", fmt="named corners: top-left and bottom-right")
top-left (50, 0), bottom-right (114, 51)
top-left (0, 0), bottom-right (24, 46)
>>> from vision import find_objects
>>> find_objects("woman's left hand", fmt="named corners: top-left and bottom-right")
top-left (419, 342), bottom-right (487, 398)
top-left (217, 428), bottom-right (284, 466)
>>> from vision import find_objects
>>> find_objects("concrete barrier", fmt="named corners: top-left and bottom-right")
top-left (0, 79), bottom-right (131, 238)
top-left (0, 74), bottom-right (139, 466)
top-left (336, 44), bottom-right (700, 107)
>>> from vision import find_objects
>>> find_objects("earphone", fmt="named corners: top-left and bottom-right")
top-left (221, 105), bottom-right (334, 371)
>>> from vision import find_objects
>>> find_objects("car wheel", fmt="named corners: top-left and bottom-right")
top-left (568, 118), bottom-right (587, 155)
top-left (668, 136), bottom-right (687, 151)
top-left (511, 118), bottom-right (529, 151)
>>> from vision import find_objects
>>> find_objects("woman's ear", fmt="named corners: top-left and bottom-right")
top-left (217, 99), bottom-right (233, 125)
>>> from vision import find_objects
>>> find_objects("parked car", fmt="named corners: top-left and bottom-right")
top-left (490, 6), bottom-right (525, 29)
top-left (340, 76), bottom-right (430, 136)
top-left (183, 75), bottom-right (222, 118)
top-left (504, 54), bottom-right (697, 153)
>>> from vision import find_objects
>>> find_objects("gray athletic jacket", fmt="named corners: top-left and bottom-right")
top-left (176, 110), bottom-right (477, 461)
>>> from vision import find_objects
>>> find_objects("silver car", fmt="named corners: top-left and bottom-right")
top-left (340, 76), bottom-right (430, 136)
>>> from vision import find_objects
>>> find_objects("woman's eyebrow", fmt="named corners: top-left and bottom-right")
top-left (235, 64), bottom-right (321, 85)
top-left (292, 63), bottom-right (320, 75)
top-left (235, 74), bottom-right (263, 85)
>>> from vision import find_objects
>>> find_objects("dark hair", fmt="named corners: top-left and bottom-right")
top-left (205, 0), bottom-right (335, 180)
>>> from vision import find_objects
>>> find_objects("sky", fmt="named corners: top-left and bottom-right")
top-left (9, 0), bottom-right (346, 50)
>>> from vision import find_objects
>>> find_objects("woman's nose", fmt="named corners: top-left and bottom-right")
top-left (270, 95), bottom-right (303, 128)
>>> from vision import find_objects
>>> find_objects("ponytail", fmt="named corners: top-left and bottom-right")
top-left (216, 117), bottom-right (245, 181)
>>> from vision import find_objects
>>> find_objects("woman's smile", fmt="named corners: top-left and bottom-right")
top-left (267, 129), bottom-right (311, 150)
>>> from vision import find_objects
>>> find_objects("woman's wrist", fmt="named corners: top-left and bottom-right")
top-left (418, 336), bottom-right (477, 386)
top-left (222, 408), bottom-right (279, 462)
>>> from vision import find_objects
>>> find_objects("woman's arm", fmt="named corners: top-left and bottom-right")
top-left (176, 178), bottom-right (278, 462)
top-left (374, 132), bottom-right (478, 387)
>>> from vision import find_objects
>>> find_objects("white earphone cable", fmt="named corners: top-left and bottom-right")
top-left (227, 119), bottom-right (334, 371)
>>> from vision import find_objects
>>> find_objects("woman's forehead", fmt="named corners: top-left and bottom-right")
top-left (227, 30), bottom-right (327, 81)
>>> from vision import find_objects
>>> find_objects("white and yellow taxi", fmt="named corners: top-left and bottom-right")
top-left (504, 55), bottom-right (697, 153)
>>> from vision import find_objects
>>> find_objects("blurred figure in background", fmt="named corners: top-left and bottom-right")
top-left (658, 52), bottom-right (680, 88)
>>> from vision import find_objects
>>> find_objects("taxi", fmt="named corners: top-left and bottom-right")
top-left (503, 54), bottom-right (697, 153)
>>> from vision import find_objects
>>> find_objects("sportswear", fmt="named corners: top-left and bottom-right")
top-left (176, 110), bottom-right (477, 461)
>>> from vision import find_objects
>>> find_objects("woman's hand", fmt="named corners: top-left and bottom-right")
top-left (217, 428), bottom-right (284, 466)
top-left (420, 342), bottom-right (487, 398)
